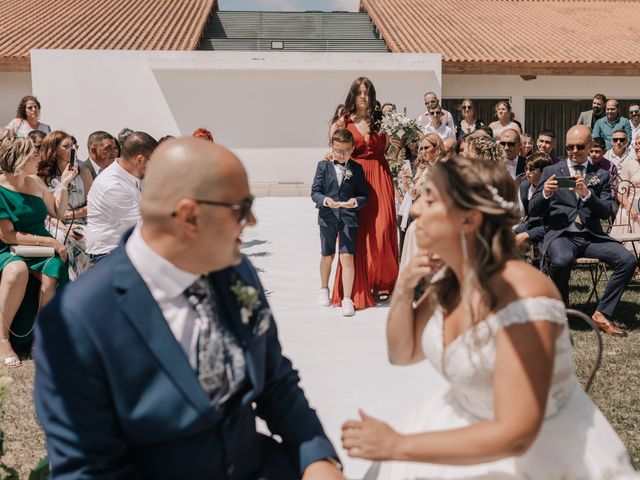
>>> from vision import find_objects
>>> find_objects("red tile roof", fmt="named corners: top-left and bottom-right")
top-left (362, 0), bottom-right (640, 74)
top-left (0, 0), bottom-right (215, 71)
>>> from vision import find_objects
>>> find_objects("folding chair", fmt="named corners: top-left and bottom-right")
top-left (610, 179), bottom-right (640, 265)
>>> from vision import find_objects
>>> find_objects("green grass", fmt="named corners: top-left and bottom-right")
top-left (569, 266), bottom-right (640, 469)
top-left (0, 268), bottom-right (638, 476)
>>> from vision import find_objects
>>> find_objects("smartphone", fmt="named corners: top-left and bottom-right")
top-left (403, 159), bottom-right (412, 173)
top-left (69, 148), bottom-right (76, 168)
top-left (556, 176), bottom-right (576, 188)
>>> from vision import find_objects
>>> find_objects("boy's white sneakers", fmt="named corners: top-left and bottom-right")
top-left (342, 298), bottom-right (355, 317)
top-left (318, 288), bottom-right (331, 306)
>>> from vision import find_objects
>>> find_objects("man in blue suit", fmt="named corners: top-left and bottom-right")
top-left (34, 138), bottom-right (344, 479)
top-left (311, 128), bottom-right (368, 316)
top-left (529, 125), bottom-right (636, 336)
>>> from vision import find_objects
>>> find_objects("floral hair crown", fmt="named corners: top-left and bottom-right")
top-left (485, 184), bottom-right (519, 214)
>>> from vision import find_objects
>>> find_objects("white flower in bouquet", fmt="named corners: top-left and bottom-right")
top-left (380, 112), bottom-right (422, 144)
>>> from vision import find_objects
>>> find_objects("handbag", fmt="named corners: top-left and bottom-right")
top-left (10, 245), bottom-right (55, 257)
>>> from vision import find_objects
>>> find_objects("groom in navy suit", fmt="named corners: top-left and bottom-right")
top-left (529, 125), bottom-right (636, 336)
top-left (311, 128), bottom-right (368, 316)
top-left (34, 139), bottom-right (344, 479)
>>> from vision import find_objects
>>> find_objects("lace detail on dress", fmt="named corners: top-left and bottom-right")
top-left (494, 297), bottom-right (567, 328)
top-left (421, 296), bottom-right (577, 421)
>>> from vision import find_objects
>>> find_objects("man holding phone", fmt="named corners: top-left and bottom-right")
top-left (530, 125), bottom-right (636, 336)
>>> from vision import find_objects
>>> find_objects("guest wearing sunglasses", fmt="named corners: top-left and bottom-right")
top-left (530, 125), bottom-right (636, 336)
top-left (454, 99), bottom-right (484, 141)
top-left (417, 91), bottom-right (454, 131)
top-left (604, 128), bottom-right (633, 169)
top-left (497, 128), bottom-right (526, 179)
top-left (514, 153), bottom-right (552, 249)
top-left (423, 106), bottom-right (455, 141)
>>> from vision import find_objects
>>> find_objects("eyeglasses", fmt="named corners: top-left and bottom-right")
top-left (461, 105), bottom-right (473, 110)
top-left (499, 141), bottom-right (516, 147)
top-left (172, 195), bottom-right (254, 226)
top-left (565, 144), bottom-right (587, 151)
top-left (612, 137), bottom-right (628, 143)
top-left (332, 148), bottom-right (352, 156)
top-left (429, 111), bottom-right (442, 116)
top-left (630, 110), bottom-right (640, 115)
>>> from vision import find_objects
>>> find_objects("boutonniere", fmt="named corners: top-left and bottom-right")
top-left (344, 168), bottom-right (353, 181)
top-left (230, 277), bottom-right (261, 325)
top-left (587, 176), bottom-right (601, 187)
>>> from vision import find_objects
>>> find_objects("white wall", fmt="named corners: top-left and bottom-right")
top-left (30, 50), bottom-right (442, 182)
top-left (443, 74), bottom-right (640, 132)
top-left (0, 72), bottom-right (32, 127)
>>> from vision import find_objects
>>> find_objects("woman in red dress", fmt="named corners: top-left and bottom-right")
top-left (331, 77), bottom-right (399, 309)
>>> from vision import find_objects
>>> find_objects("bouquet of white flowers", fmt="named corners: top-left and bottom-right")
top-left (380, 111), bottom-right (422, 158)
top-left (380, 112), bottom-right (422, 189)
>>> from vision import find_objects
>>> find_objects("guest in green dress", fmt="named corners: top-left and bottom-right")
top-left (0, 130), bottom-right (77, 368)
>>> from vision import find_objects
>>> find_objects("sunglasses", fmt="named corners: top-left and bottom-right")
top-left (499, 141), bottom-right (516, 147)
top-left (612, 138), bottom-right (628, 143)
top-left (629, 110), bottom-right (640, 115)
top-left (429, 111), bottom-right (442, 116)
top-left (565, 144), bottom-right (587, 151)
top-left (461, 105), bottom-right (473, 110)
top-left (172, 195), bottom-right (254, 226)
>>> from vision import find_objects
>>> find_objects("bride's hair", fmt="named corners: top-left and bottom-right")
top-left (429, 156), bottom-right (520, 324)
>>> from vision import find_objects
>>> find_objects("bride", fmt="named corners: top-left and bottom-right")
top-left (341, 156), bottom-right (635, 479)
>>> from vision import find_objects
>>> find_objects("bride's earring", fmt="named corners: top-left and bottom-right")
top-left (460, 231), bottom-right (469, 263)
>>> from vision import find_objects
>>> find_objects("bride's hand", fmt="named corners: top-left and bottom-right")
top-left (341, 409), bottom-right (401, 460)
top-left (397, 251), bottom-right (444, 291)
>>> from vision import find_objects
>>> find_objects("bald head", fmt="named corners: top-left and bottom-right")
top-left (566, 124), bottom-right (592, 145)
top-left (140, 137), bottom-right (248, 221)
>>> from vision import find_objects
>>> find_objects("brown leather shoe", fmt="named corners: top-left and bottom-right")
top-left (592, 311), bottom-right (628, 336)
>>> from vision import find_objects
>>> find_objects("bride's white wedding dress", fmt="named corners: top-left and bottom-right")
top-left (376, 297), bottom-right (635, 480)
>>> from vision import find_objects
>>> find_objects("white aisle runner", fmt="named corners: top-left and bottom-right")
top-left (241, 197), bottom-right (446, 478)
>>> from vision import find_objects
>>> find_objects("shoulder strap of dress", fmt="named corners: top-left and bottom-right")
top-left (495, 297), bottom-right (566, 328)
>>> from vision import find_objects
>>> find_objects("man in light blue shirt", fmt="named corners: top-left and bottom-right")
top-left (592, 99), bottom-right (632, 149)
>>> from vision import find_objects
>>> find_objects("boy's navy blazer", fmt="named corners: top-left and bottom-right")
top-left (529, 159), bottom-right (617, 255)
top-left (34, 231), bottom-right (338, 479)
top-left (310, 159), bottom-right (368, 227)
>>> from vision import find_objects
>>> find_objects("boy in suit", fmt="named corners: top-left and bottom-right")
top-left (311, 129), bottom-right (368, 316)
top-left (514, 153), bottom-right (552, 249)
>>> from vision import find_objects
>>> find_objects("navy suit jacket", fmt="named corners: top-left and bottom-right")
top-left (34, 236), bottom-right (337, 479)
top-left (529, 159), bottom-right (616, 254)
top-left (310, 159), bottom-right (368, 227)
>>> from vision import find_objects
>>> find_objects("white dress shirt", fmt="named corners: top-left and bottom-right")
top-left (126, 225), bottom-right (200, 367)
top-left (505, 157), bottom-right (518, 179)
top-left (605, 147), bottom-right (633, 169)
top-left (418, 108), bottom-right (455, 131)
top-left (86, 160), bottom-right (142, 255)
top-left (89, 158), bottom-right (102, 176)
top-left (423, 123), bottom-right (455, 141)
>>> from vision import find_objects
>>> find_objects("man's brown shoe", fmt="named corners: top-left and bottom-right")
top-left (592, 311), bottom-right (627, 336)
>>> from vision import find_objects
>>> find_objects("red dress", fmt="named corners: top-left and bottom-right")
top-left (331, 122), bottom-right (399, 309)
